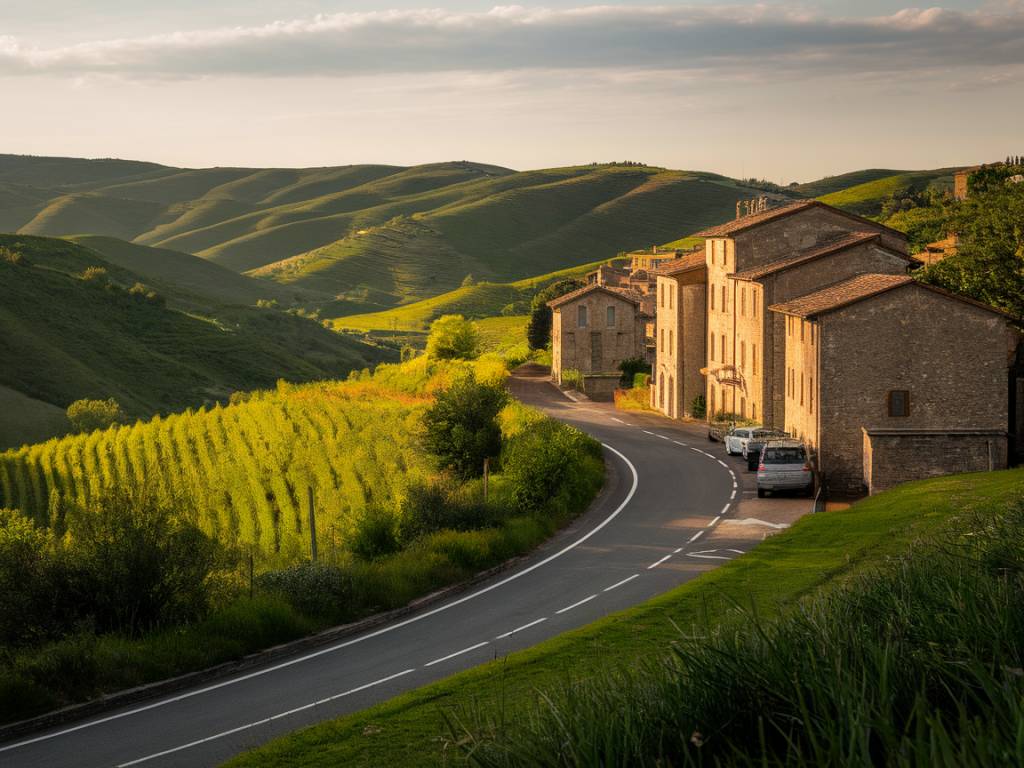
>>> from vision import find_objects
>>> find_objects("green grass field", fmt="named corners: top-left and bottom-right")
top-left (816, 169), bottom-right (957, 216)
top-left (0, 235), bottom-right (392, 424)
top-left (224, 467), bottom-right (1024, 767)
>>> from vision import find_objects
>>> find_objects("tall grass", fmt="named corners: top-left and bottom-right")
top-left (455, 499), bottom-right (1024, 767)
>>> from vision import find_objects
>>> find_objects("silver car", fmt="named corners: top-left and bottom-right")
top-left (756, 440), bottom-right (814, 497)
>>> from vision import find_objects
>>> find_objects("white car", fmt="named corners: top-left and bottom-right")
top-left (724, 426), bottom-right (763, 456)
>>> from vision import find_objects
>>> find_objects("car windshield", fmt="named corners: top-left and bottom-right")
top-left (764, 447), bottom-right (805, 464)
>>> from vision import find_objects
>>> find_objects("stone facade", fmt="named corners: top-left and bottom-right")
top-left (863, 429), bottom-right (1007, 495)
top-left (652, 266), bottom-right (706, 419)
top-left (549, 285), bottom-right (644, 392)
top-left (774, 279), bottom-right (1015, 495)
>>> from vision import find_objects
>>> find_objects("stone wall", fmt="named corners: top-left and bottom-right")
top-left (783, 315), bottom-right (820, 456)
top-left (551, 290), bottom-right (643, 385)
top-left (818, 284), bottom-right (1010, 494)
top-left (680, 281), bottom-right (707, 417)
top-left (863, 429), bottom-right (1007, 494)
top-left (654, 275), bottom-right (681, 418)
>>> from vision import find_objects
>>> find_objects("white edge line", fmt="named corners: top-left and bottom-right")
top-left (603, 574), bottom-right (639, 592)
top-left (1, 444), bottom-right (641, 754)
top-left (730, 490), bottom-right (737, 500)
top-left (495, 617), bottom-right (547, 639)
top-left (687, 553), bottom-right (731, 561)
top-left (672, 440), bottom-right (687, 446)
top-left (688, 529), bottom-right (705, 543)
top-left (555, 593), bottom-right (598, 615)
top-left (424, 641), bottom-right (490, 668)
top-left (115, 668), bottom-right (416, 767)
top-left (717, 459), bottom-right (728, 468)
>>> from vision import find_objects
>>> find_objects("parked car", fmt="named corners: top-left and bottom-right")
top-left (756, 440), bottom-right (814, 497)
top-left (744, 429), bottom-right (790, 470)
top-left (724, 425), bottom-right (763, 456)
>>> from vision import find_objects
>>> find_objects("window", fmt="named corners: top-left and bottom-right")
top-left (710, 334), bottom-right (715, 360)
top-left (753, 343), bottom-right (758, 375)
top-left (752, 402), bottom-right (757, 421)
top-left (669, 329), bottom-right (674, 350)
top-left (741, 288), bottom-right (746, 316)
top-left (800, 372), bottom-right (804, 406)
top-left (711, 285), bottom-right (716, 311)
top-left (721, 334), bottom-right (726, 361)
top-left (607, 305), bottom-right (616, 328)
top-left (721, 285), bottom-right (727, 313)
top-left (740, 340), bottom-right (746, 370)
top-left (810, 323), bottom-right (815, 346)
top-left (809, 377), bottom-right (814, 415)
top-left (669, 286), bottom-right (674, 310)
top-left (754, 289), bottom-right (759, 316)
top-left (786, 317), bottom-right (791, 336)
top-left (578, 305), bottom-right (588, 327)
top-left (888, 390), bottom-right (910, 417)
top-left (659, 283), bottom-right (664, 308)
top-left (660, 328), bottom-right (664, 353)
top-left (800, 321), bottom-right (805, 342)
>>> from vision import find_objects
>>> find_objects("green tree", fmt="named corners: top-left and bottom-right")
top-left (461, 274), bottom-right (477, 287)
top-left (919, 180), bottom-right (1024, 320)
top-left (527, 279), bottom-right (584, 350)
top-left (67, 398), bottom-right (127, 433)
top-left (422, 373), bottom-right (508, 479)
top-left (425, 314), bottom-right (480, 360)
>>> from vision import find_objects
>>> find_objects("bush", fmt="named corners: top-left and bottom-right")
top-left (397, 478), bottom-right (492, 544)
top-left (527, 279), bottom-right (584, 350)
top-left (0, 510), bottom-right (58, 646)
top-left (561, 368), bottom-right (584, 391)
top-left (502, 419), bottom-right (603, 518)
top-left (128, 282), bottom-right (165, 306)
top-left (350, 507), bottom-right (401, 561)
top-left (80, 266), bottom-right (108, 284)
top-left (422, 372), bottom-right (508, 479)
top-left (257, 564), bottom-right (355, 621)
top-left (66, 397), bottom-right (127, 433)
top-left (633, 372), bottom-right (650, 389)
top-left (690, 394), bottom-right (706, 419)
top-left (618, 357), bottom-right (651, 387)
top-left (426, 314), bottom-right (480, 360)
top-left (0, 246), bottom-right (27, 266)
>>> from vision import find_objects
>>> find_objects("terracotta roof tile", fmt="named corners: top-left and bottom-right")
top-left (694, 201), bottom-right (814, 237)
top-left (653, 249), bottom-right (705, 275)
top-left (547, 283), bottom-right (641, 308)
top-left (731, 232), bottom-right (908, 281)
top-left (769, 274), bottom-right (913, 317)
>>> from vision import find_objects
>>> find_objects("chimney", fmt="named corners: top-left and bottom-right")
top-left (736, 201), bottom-right (742, 219)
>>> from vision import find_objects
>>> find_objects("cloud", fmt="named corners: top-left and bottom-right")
top-left (0, 4), bottom-right (1023, 80)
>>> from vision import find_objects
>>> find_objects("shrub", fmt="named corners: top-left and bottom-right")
top-left (80, 266), bottom-right (108, 284)
top-left (560, 368), bottom-right (584, 391)
top-left (397, 478), bottom-right (492, 544)
top-left (350, 507), bottom-right (401, 561)
top-left (426, 314), bottom-right (480, 360)
top-left (690, 394), bottom-right (706, 419)
top-left (502, 419), bottom-right (603, 518)
top-left (633, 372), bottom-right (650, 389)
top-left (422, 372), bottom-right (508, 479)
top-left (0, 246), bottom-right (27, 266)
top-left (66, 397), bottom-right (127, 433)
top-left (257, 564), bottom-right (355, 621)
top-left (129, 282), bottom-right (165, 306)
top-left (618, 357), bottom-right (651, 387)
top-left (0, 510), bottom-right (58, 646)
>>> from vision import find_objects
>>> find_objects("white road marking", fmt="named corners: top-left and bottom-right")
top-left (689, 446), bottom-right (703, 453)
top-left (672, 440), bottom-right (688, 447)
top-left (688, 530), bottom-right (705, 543)
top-left (702, 451), bottom-right (715, 459)
top-left (647, 554), bottom-right (673, 570)
top-left (719, 503), bottom-right (731, 517)
top-left (610, 417), bottom-right (624, 423)
top-left (556, 594), bottom-right (598, 614)
top-left (495, 617), bottom-right (547, 639)
top-left (726, 549), bottom-right (745, 554)
top-left (708, 515), bottom-right (721, 527)
top-left (726, 518), bottom-right (791, 529)
top-left (425, 641), bottom-right (490, 667)
top-left (730, 490), bottom-right (737, 500)
top-left (656, 434), bottom-right (671, 440)
top-left (673, 547), bottom-right (684, 554)
top-left (687, 553), bottom-right (731, 561)
top-left (603, 574), bottom-right (639, 592)
top-left (642, 430), bottom-right (656, 436)
top-left (0, 446), bottom-right (641, 756)
top-left (717, 459), bottom-right (728, 468)
top-left (114, 668), bottom-right (417, 767)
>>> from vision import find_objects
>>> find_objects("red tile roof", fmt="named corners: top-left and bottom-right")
top-left (547, 283), bottom-right (641, 308)
top-left (695, 200), bottom-right (908, 243)
top-left (769, 273), bottom-right (1014, 319)
top-left (731, 232), bottom-right (912, 281)
top-left (652, 249), bottom-right (705, 275)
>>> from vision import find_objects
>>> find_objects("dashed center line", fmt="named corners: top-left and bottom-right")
top-left (688, 529), bottom-right (705, 543)
top-left (424, 641), bottom-right (490, 667)
top-left (603, 574), bottom-right (639, 592)
top-left (610, 417), bottom-right (625, 423)
top-left (708, 515), bottom-right (721, 526)
top-left (719, 503), bottom-right (731, 516)
top-left (656, 434), bottom-right (671, 440)
top-left (647, 554), bottom-right (673, 570)
top-left (556, 594), bottom-right (598, 614)
top-left (672, 440), bottom-right (688, 447)
top-left (496, 617), bottom-right (547, 639)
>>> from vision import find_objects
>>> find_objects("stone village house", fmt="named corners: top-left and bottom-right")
top-left (643, 199), bottom-right (1020, 495)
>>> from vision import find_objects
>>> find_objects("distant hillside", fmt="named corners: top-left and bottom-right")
top-left (0, 236), bottom-right (393, 421)
top-left (0, 385), bottom-right (70, 450)
top-left (0, 155), bottom-right (784, 317)
top-left (793, 169), bottom-right (907, 199)
top-left (815, 169), bottom-right (957, 217)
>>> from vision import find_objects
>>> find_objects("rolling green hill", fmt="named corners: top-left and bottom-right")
top-left (814, 169), bottom-right (958, 216)
top-left (0, 155), bottom-right (781, 317)
top-left (0, 236), bottom-right (393, 423)
top-left (793, 169), bottom-right (907, 198)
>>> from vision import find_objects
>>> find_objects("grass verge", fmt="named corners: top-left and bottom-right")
top-left (223, 467), bottom-right (1024, 767)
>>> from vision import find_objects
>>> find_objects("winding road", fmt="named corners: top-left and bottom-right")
top-left (1, 366), bottom-right (773, 768)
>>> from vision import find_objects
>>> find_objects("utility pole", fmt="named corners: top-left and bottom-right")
top-left (308, 486), bottom-right (318, 562)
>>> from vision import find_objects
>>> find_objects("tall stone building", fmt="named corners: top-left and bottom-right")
top-left (650, 198), bottom-right (1019, 494)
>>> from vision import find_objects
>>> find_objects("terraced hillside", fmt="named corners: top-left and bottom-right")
top-left (0, 155), bottom-right (780, 317)
top-left (0, 235), bottom-right (392, 426)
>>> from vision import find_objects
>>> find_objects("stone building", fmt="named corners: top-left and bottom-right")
top-left (771, 274), bottom-right (1017, 494)
top-left (693, 201), bottom-right (911, 426)
top-left (651, 251), bottom-right (706, 419)
top-left (548, 284), bottom-right (645, 400)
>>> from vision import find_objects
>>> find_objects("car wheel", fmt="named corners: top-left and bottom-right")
top-left (757, 488), bottom-right (765, 498)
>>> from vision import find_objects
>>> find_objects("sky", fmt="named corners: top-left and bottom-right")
top-left (2, 1), bottom-right (1022, 182)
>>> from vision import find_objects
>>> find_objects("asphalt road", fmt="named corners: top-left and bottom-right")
top-left (1, 368), bottom-right (759, 768)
